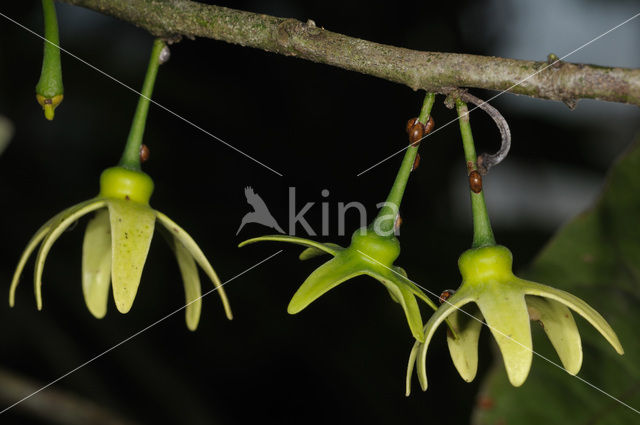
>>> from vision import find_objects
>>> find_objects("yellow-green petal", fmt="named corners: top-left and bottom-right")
top-left (240, 234), bottom-right (343, 259)
top-left (172, 235), bottom-right (202, 331)
top-left (82, 209), bottom-right (112, 319)
top-left (476, 285), bottom-right (532, 387)
top-left (156, 211), bottom-right (232, 320)
top-left (10, 210), bottom-right (62, 306)
top-left (526, 295), bottom-right (582, 375)
top-left (384, 268), bottom-right (439, 312)
top-left (299, 242), bottom-right (344, 261)
top-left (288, 253), bottom-right (363, 314)
top-left (447, 304), bottom-right (483, 383)
top-left (406, 339), bottom-right (422, 396)
top-left (34, 199), bottom-right (107, 310)
top-left (521, 279), bottom-right (623, 355)
top-left (385, 266), bottom-right (408, 304)
top-left (414, 290), bottom-right (474, 391)
top-left (367, 268), bottom-right (425, 341)
top-left (108, 199), bottom-right (155, 314)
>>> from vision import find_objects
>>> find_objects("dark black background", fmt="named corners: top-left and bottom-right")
top-left (0, 1), bottom-right (638, 424)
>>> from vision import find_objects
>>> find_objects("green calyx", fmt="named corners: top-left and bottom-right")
top-left (351, 226), bottom-right (400, 266)
top-left (35, 0), bottom-right (64, 120)
top-left (458, 245), bottom-right (513, 283)
top-left (99, 166), bottom-right (154, 204)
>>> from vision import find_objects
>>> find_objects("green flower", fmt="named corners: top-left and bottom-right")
top-left (406, 245), bottom-right (623, 393)
top-left (9, 166), bottom-right (233, 330)
top-left (11, 39), bottom-right (232, 330)
top-left (406, 98), bottom-right (622, 394)
top-left (239, 228), bottom-right (438, 341)
top-left (240, 93), bottom-right (440, 341)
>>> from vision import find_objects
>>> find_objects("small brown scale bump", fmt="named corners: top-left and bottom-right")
top-left (423, 116), bottom-right (435, 135)
top-left (412, 153), bottom-right (421, 171)
top-left (405, 117), bottom-right (419, 133)
top-left (408, 124), bottom-right (424, 146)
top-left (140, 144), bottom-right (150, 163)
top-left (438, 289), bottom-right (456, 304)
top-left (405, 116), bottom-right (436, 146)
top-left (394, 214), bottom-right (403, 231)
top-left (469, 170), bottom-right (483, 193)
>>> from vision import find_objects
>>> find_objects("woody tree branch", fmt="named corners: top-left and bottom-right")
top-left (61, 0), bottom-right (640, 106)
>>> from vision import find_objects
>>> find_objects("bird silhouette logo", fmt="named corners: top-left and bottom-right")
top-left (236, 186), bottom-right (285, 235)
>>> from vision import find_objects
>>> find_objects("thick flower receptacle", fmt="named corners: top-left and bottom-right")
top-left (458, 245), bottom-right (513, 283)
top-left (99, 167), bottom-right (154, 204)
top-left (350, 227), bottom-right (401, 266)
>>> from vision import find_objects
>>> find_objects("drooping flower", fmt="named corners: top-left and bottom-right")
top-left (240, 94), bottom-right (440, 341)
top-left (405, 97), bottom-right (623, 394)
top-left (9, 166), bottom-right (233, 330)
top-left (405, 244), bottom-right (623, 394)
top-left (10, 39), bottom-right (232, 330)
top-left (36, 0), bottom-right (64, 120)
top-left (240, 228), bottom-right (436, 341)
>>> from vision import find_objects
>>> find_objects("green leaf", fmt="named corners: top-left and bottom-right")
top-left (474, 138), bottom-right (640, 424)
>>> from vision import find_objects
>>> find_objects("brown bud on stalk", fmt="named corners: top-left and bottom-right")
top-left (469, 170), bottom-right (482, 193)
top-left (394, 214), bottom-right (403, 232)
top-left (140, 144), bottom-right (150, 163)
top-left (439, 289), bottom-right (456, 304)
top-left (412, 153), bottom-right (421, 171)
top-left (406, 116), bottom-right (435, 146)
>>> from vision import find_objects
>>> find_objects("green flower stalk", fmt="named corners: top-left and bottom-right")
top-left (35, 0), bottom-right (64, 121)
top-left (240, 94), bottom-right (439, 341)
top-left (11, 39), bottom-right (232, 330)
top-left (406, 99), bottom-right (623, 394)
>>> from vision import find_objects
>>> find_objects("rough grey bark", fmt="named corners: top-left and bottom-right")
top-left (61, 0), bottom-right (640, 106)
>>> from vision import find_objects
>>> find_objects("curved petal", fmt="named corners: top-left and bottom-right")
top-left (476, 284), bottom-right (532, 387)
top-left (173, 236), bottom-right (203, 331)
top-left (413, 290), bottom-right (475, 391)
top-left (34, 199), bottom-right (107, 310)
top-left (393, 266), bottom-right (408, 278)
top-left (288, 253), bottom-right (363, 314)
top-left (405, 339), bottom-right (422, 396)
top-left (521, 279), bottom-right (623, 355)
top-left (366, 268), bottom-right (425, 342)
top-left (447, 303), bottom-right (483, 383)
top-left (239, 235), bottom-right (343, 259)
top-left (156, 211), bottom-right (232, 320)
top-left (386, 269), bottom-right (439, 312)
top-left (108, 199), bottom-right (156, 314)
top-left (158, 227), bottom-right (202, 330)
top-left (10, 212), bottom-right (62, 306)
top-left (299, 243), bottom-right (344, 261)
top-left (526, 295), bottom-right (582, 375)
top-left (385, 267), bottom-right (407, 304)
top-left (82, 209), bottom-right (112, 319)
